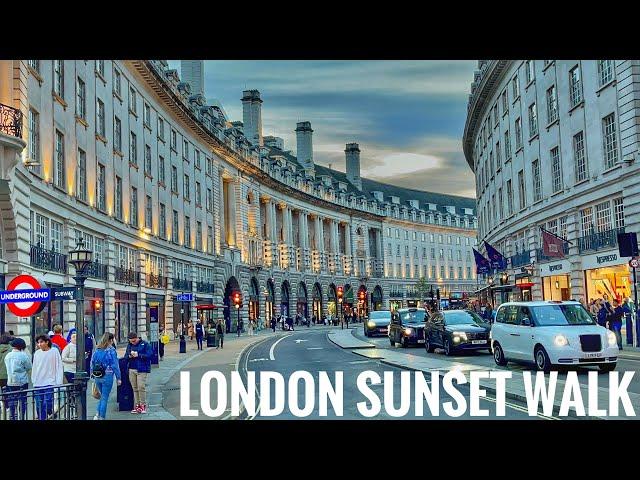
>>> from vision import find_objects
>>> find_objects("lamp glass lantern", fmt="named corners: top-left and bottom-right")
top-left (69, 236), bottom-right (94, 274)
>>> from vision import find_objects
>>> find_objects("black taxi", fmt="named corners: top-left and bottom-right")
top-left (388, 307), bottom-right (429, 348)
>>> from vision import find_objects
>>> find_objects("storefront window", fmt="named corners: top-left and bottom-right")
top-left (542, 275), bottom-right (571, 301)
top-left (115, 291), bottom-right (137, 343)
top-left (585, 265), bottom-right (631, 303)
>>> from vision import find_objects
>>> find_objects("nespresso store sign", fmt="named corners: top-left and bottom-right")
top-left (539, 260), bottom-right (570, 276)
top-left (582, 251), bottom-right (626, 270)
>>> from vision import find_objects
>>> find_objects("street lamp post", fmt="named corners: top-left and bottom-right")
top-left (68, 236), bottom-right (93, 420)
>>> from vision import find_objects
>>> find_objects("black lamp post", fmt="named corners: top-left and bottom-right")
top-left (68, 236), bottom-right (93, 420)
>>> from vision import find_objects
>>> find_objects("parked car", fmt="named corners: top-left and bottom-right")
top-left (364, 310), bottom-right (392, 337)
top-left (388, 308), bottom-right (428, 348)
top-left (490, 301), bottom-right (618, 372)
top-left (424, 309), bottom-right (491, 355)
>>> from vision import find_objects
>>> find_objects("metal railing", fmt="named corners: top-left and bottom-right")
top-left (173, 278), bottom-right (192, 291)
top-left (509, 251), bottom-right (531, 268)
top-left (0, 384), bottom-right (79, 420)
top-left (115, 267), bottom-right (140, 286)
top-left (577, 227), bottom-right (625, 253)
top-left (0, 103), bottom-right (22, 138)
top-left (535, 243), bottom-right (570, 263)
top-left (147, 273), bottom-right (167, 289)
top-left (196, 281), bottom-right (214, 294)
top-left (30, 244), bottom-right (68, 274)
top-left (85, 261), bottom-right (108, 280)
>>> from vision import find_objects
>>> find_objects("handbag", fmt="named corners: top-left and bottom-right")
top-left (92, 381), bottom-right (101, 400)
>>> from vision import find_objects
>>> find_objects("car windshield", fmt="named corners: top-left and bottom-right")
top-left (531, 304), bottom-right (596, 326)
top-left (369, 311), bottom-right (391, 320)
top-left (399, 310), bottom-right (426, 323)
top-left (444, 311), bottom-right (484, 326)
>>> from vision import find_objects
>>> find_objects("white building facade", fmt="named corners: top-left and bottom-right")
top-left (463, 60), bottom-right (640, 304)
top-left (0, 59), bottom-right (477, 349)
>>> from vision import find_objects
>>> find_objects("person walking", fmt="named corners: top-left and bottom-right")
top-left (597, 298), bottom-right (612, 328)
top-left (216, 319), bottom-right (225, 349)
top-left (50, 324), bottom-right (67, 353)
top-left (4, 338), bottom-right (31, 420)
top-left (187, 321), bottom-right (195, 341)
top-left (61, 332), bottom-right (77, 384)
top-left (84, 325), bottom-right (95, 374)
top-left (622, 298), bottom-right (635, 346)
top-left (248, 319), bottom-right (255, 336)
top-left (65, 327), bottom-right (76, 344)
top-left (237, 318), bottom-right (243, 337)
top-left (31, 335), bottom-right (64, 420)
top-left (195, 320), bottom-right (205, 350)
top-left (90, 332), bottom-right (122, 420)
top-left (124, 332), bottom-right (152, 414)
top-left (0, 334), bottom-right (12, 391)
top-left (589, 299), bottom-right (600, 321)
top-left (159, 329), bottom-right (170, 360)
top-left (270, 317), bottom-right (276, 332)
top-left (609, 299), bottom-right (625, 350)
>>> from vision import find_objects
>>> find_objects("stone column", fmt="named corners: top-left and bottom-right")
top-left (165, 260), bottom-right (174, 336)
top-left (104, 236), bottom-right (116, 335)
top-left (63, 220), bottom-right (77, 331)
top-left (219, 171), bottom-right (226, 247)
top-left (137, 249), bottom-right (148, 338)
top-left (567, 211), bottom-right (585, 301)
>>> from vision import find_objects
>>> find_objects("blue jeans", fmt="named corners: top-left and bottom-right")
top-left (95, 374), bottom-right (114, 419)
top-left (34, 386), bottom-right (54, 420)
top-left (611, 322), bottom-right (623, 349)
top-left (5, 384), bottom-right (28, 420)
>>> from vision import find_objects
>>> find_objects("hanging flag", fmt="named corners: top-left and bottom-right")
top-left (484, 242), bottom-right (507, 270)
top-left (473, 248), bottom-right (491, 274)
top-left (541, 227), bottom-right (568, 258)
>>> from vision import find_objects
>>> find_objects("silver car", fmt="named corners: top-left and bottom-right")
top-left (364, 310), bottom-right (392, 337)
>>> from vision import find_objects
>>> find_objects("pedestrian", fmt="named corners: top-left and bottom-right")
top-left (195, 320), bottom-right (205, 350)
top-left (216, 319), bottom-right (225, 349)
top-left (609, 299), bottom-right (624, 350)
top-left (589, 299), bottom-right (599, 321)
top-left (65, 327), bottom-right (76, 344)
top-left (237, 318), bottom-right (243, 337)
top-left (31, 335), bottom-right (64, 420)
top-left (0, 333), bottom-right (12, 390)
top-left (84, 325), bottom-right (95, 374)
top-left (270, 317), bottom-right (276, 332)
top-left (50, 324), bottom-right (68, 352)
top-left (124, 332), bottom-right (152, 414)
top-left (61, 332), bottom-right (77, 384)
top-left (159, 329), bottom-right (170, 360)
top-left (90, 332), bottom-right (122, 420)
top-left (622, 297), bottom-right (635, 345)
top-left (187, 321), bottom-right (194, 341)
top-left (4, 338), bottom-right (31, 420)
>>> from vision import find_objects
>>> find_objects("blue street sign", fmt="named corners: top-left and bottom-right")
top-left (0, 288), bottom-right (51, 304)
top-left (176, 293), bottom-right (195, 302)
top-left (51, 287), bottom-right (77, 300)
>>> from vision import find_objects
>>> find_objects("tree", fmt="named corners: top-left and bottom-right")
top-left (415, 276), bottom-right (429, 305)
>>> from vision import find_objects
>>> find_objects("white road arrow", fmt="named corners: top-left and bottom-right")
top-left (248, 358), bottom-right (270, 362)
top-left (294, 339), bottom-right (308, 344)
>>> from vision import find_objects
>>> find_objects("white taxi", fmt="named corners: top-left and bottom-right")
top-left (490, 301), bottom-right (618, 372)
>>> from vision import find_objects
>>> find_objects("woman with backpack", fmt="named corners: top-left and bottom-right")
top-left (90, 332), bottom-right (122, 420)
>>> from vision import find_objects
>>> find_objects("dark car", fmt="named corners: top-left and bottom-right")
top-left (364, 310), bottom-right (392, 337)
top-left (424, 309), bottom-right (491, 356)
top-left (388, 308), bottom-right (428, 348)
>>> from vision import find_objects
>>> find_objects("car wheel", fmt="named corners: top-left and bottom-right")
top-left (444, 338), bottom-right (454, 356)
top-left (493, 342), bottom-right (508, 366)
top-left (425, 336), bottom-right (435, 353)
top-left (599, 363), bottom-right (616, 372)
top-left (401, 336), bottom-right (408, 348)
top-left (534, 346), bottom-right (552, 373)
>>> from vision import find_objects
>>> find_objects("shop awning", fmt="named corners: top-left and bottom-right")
top-left (195, 304), bottom-right (226, 310)
top-left (515, 282), bottom-right (535, 289)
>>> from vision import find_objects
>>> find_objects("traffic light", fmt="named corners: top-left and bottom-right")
top-left (358, 290), bottom-right (365, 301)
top-left (337, 286), bottom-right (344, 301)
top-left (233, 291), bottom-right (243, 309)
top-left (436, 288), bottom-right (441, 301)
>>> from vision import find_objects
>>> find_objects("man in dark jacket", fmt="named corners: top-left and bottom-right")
top-left (195, 320), bottom-right (205, 350)
top-left (610, 300), bottom-right (624, 350)
top-left (124, 332), bottom-right (152, 414)
top-left (84, 325), bottom-right (95, 373)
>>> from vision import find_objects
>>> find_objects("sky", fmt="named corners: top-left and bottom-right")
top-left (168, 60), bottom-right (477, 198)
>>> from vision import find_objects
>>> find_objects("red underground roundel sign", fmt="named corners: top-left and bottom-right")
top-left (2, 274), bottom-right (50, 317)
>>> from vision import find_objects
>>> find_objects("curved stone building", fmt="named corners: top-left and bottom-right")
top-left (0, 60), bottom-right (477, 348)
top-left (463, 60), bottom-right (640, 304)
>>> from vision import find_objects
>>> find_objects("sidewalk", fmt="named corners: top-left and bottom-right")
top-left (328, 327), bottom-right (377, 349)
top-left (86, 329), bottom-right (273, 420)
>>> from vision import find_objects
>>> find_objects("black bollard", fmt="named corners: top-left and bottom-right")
top-left (179, 334), bottom-right (186, 353)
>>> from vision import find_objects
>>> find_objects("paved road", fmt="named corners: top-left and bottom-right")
top-left (353, 327), bottom-right (640, 394)
top-left (240, 329), bottom-right (548, 420)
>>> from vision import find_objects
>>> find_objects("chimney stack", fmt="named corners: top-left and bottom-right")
top-left (242, 90), bottom-right (263, 146)
top-left (345, 143), bottom-right (362, 191)
top-left (295, 121), bottom-right (314, 172)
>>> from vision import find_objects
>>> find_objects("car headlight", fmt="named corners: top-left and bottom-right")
top-left (554, 335), bottom-right (569, 347)
top-left (367, 321), bottom-right (376, 328)
top-left (452, 331), bottom-right (468, 341)
top-left (404, 327), bottom-right (413, 336)
top-left (608, 330), bottom-right (617, 347)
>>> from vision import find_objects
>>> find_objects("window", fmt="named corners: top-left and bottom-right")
top-left (171, 130), bottom-right (177, 150)
top-left (498, 187), bottom-right (503, 219)
top-left (569, 65), bottom-right (583, 107)
top-left (501, 89), bottom-right (508, 113)
top-left (172, 210), bottom-right (179, 243)
top-left (158, 118), bottom-right (164, 140)
top-left (159, 203), bottom-right (166, 239)
top-left (560, 216), bottom-right (568, 240)
top-left (145, 195), bottom-right (153, 229)
top-left (613, 198), bottom-right (625, 228)
top-left (489, 151), bottom-right (494, 177)
top-left (28, 108), bottom-right (40, 167)
top-left (546, 85), bottom-right (558, 124)
top-left (129, 86), bottom-right (137, 114)
top-left (525, 60), bottom-right (535, 84)
top-left (143, 103), bottom-right (151, 127)
top-left (405, 245), bottom-right (409, 256)
top-left (467, 266), bottom-right (471, 279)
top-left (511, 75), bottom-right (519, 99)
top-left (54, 130), bottom-right (65, 189)
top-left (504, 130), bottom-right (511, 160)
top-left (595, 201), bottom-right (612, 233)
top-left (97, 164), bottom-right (106, 211)
top-left (515, 118), bottom-right (522, 150)
top-left (597, 60), bottom-right (614, 87)
top-left (95, 238), bottom-right (104, 264)
top-left (35, 213), bottom-right (48, 248)
top-left (573, 131), bottom-right (587, 183)
top-left (183, 140), bottom-right (189, 160)
top-left (528, 103), bottom-right (538, 136)
top-left (114, 68), bottom-right (121, 96)
top-left (412, 231), bottom-right (417, 241)
top-left (551, 147), bottom-right (562, 193)
top-left (518, 170), bottom-right (526, 210)
top-left (547, 219), bottom-right (558, 236)
top-left (50, 220), bottom-right (62, 253)
top-left (96, 99), bottom-right (105, 137)
top-left (196, 221), bottom-right (203, 250)
top-left (440, 266), bottom-right (445, 279)
top-left (457, 250), bottom-right (462, 261)
top-left (395, 229), bottom-right (399, 238)
top-left (422, 247), bottom-right (427, 257)
top-left (431, 265), bottom-right (436, 278)
top-left (144, 145), bottom-right (152, 175)
top-left (54, 60), bottom-right (64, 99)
top-left (77, 148), bottom-right (87, 202)
top-left (404, 230), bottom-right (409, 240)
top-left (195, 150), bottom-right (201, 170)
top-left (493, 104), bottom-right (498, 127)
top-left (206, 157), bottom-right (212, 175)
top-left (580, 207), bottom-right (594, 236)
top-left (96, 60), bottom-right (105, 77)
top-left (183, 175), bottom-right (190, 200)
top-left (207, 226), bottom-right (213, 254)
top-left (430, 248), bottom-right (435, 259)
top-left (439, 248), bottom-right (444, 260)
top-left (115, 176), bottom-right (123, 220)
top-left (28, 60), bottom-right (40, 74)
top-left (532, 159), bottom-right (542, 201)
top-left (184, 216), bottom-right (191, 248)
top-left (495, 141), bottom-right (501, 169)
top-left (195, 181), bottom-right (201, 206)
top-left (76, 78), bottom-right (86, 119)
top-left (159, 156), bottom-right (165, 184)
top-left (430, 233), bottom-right (434, 242)
top-left (206, 188), bottom-right (212, 211)
top-left (130, 187), bottom-right (138, 227)
top-left (130, 132), bottom-right (137, 165)
top-left (602, 113), bottom-right (618, 169)
top-left (171, 166), bottom-right (178, 192)
top-left (114, 116), bottom-right (122, 151)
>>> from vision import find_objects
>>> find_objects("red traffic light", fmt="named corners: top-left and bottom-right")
top-left (337, 286), bottom-right (343, 298)
top-left (358, 291), bottom-right (365, 300)
top-left (233, 292), bottom-right (242, 306)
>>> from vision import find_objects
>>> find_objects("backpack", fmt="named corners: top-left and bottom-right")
top-left (92, 350), bottom-right (108, 378)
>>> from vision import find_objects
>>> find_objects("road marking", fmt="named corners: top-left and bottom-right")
top-left (307, 347), bottom-right (323, 350)
top-left (349, 360), bottom-right (376, 364)
top-left (249, 358), bottom-right (270, 362)
top-left (294, 339), bottom-right (308, 344)
top-left (270, 334), bottom-right (294, 360)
